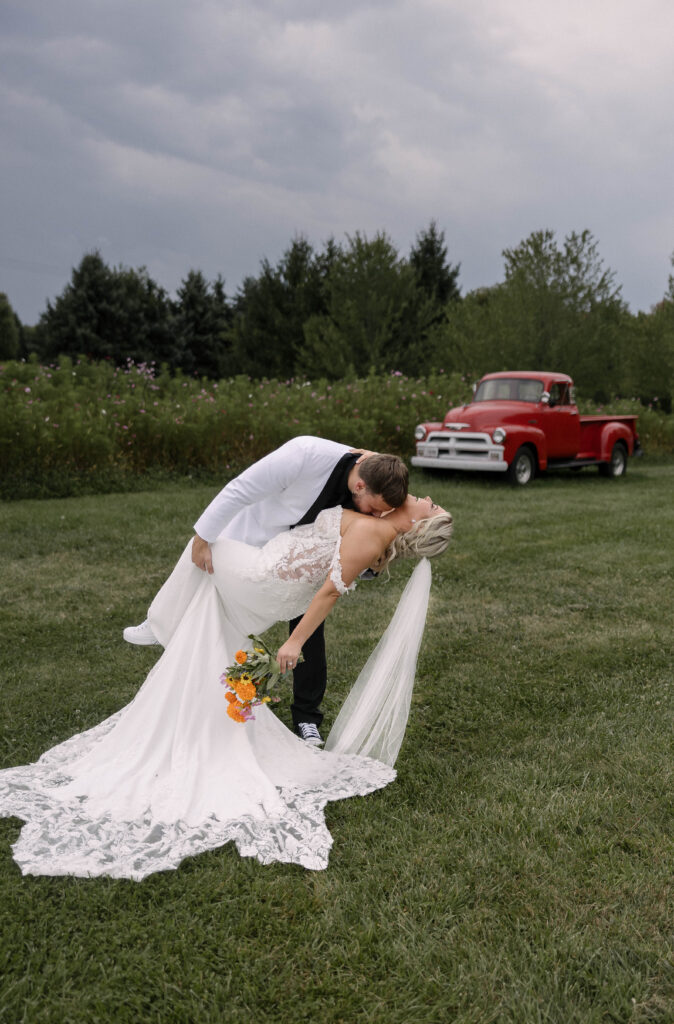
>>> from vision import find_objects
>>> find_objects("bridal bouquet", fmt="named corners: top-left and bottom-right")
top-left (221, 634), bottom-right (302, 723)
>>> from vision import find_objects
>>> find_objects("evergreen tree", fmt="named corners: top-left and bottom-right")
top-left (173, 271), bottom-right (231, 378)
top-left (393, 222), bottom-right (462, 373)
top-left (0, 293), bottom-right (20, 359)
top-left (39, 252), bottom-right (177, 367)
top-left (409, 221), bottom-right (461, 305)
top-left (299, 232), bottom-right (418, 378)
top-left (228, 237), bottom-right (328, 378)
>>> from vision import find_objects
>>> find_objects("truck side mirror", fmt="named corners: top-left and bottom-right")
top-left (541, 391), bottom-right (550, 405)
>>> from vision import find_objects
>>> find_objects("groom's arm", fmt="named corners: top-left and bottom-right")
top-left (192, 437), bottom-right (351, 571)
top-left (191, 441), bottom-right (308, 572)
top-left (193, 442), bottom-right (306, 542)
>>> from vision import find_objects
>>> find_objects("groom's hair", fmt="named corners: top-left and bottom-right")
top-left (358, 453), bottom-right (409, 508)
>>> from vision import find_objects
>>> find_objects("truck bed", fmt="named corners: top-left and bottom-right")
top-left (577, 414), bottom-right (639, 462)
top-left (578, 414), bottom-right (639, 424)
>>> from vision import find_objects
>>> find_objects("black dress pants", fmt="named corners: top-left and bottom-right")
top-left (289, 618), bottom-right (327, 729)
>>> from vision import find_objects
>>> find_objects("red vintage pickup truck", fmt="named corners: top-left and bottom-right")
top-left (412, 371), bottom-right (641, 485)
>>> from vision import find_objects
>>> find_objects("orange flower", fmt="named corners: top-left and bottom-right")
top-left (227, 702), bottom-right (246, 723)
top-left (234, 681), bottom-right (257, 702)
top-left (224, 692), bottom-right (237, 704)
top-left (235, 650), bottom-right (247, 665)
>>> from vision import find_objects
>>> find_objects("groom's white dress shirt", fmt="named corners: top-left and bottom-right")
top-left (194, 436), bottom-right (352, 546)
top-left (148, 436), bottom-right (352, 645)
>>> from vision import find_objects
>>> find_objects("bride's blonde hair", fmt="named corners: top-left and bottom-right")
top-left (373, 511), bottom-right (453, 574)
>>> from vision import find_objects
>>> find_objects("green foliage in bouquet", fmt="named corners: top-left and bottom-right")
top-left (221, 634), bottom-right (303, 723)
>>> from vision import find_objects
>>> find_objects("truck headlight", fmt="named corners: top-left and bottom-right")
top-left (492, 427), bottom-right (506, 444)
top-left (414, 425), bottom-right (427, 441)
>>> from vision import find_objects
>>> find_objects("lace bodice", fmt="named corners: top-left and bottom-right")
top-left (258, 506), bottom-right (356, 596)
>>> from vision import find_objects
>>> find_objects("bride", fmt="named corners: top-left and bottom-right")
top-left (0, 495), bottom-right (452, 879)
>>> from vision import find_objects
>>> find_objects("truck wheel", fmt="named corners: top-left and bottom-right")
top-left (599, 442), bottom-right (627, 478)
top-left (508, 447), bottom-right (536, 486)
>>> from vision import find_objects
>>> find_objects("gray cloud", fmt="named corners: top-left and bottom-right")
top-left (1, 0), bottom-right (673, 323)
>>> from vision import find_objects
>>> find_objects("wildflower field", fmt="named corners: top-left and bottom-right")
top-left (2, 357), bottom-right (673, 500)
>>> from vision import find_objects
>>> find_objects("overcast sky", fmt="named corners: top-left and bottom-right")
top-left (2, 0), bottom-right (673, 325)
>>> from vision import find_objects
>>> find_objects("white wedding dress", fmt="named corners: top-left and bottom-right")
top-left (0, 507), bottom-right (431, 880)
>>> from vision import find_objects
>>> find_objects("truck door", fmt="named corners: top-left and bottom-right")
top-left (545, 382), bottom-right (580, 457)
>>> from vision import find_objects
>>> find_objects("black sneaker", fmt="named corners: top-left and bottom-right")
top-left (296, 722), bottom-right (323, 746)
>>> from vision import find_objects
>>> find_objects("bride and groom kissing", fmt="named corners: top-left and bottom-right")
top-left (0, 435), bottom-right (453, 878)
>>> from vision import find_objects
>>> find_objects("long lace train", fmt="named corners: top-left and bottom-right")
top-left (0, 711), bottom-right (394, 878)
top-left (0, 519), bottom-right (431, 879)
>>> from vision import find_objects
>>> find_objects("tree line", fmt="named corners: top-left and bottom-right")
top-left (1, 223), bottom-right (672, 408)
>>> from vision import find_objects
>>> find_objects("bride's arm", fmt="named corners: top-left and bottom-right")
top-left (276, 519), bottom-right (393, 671)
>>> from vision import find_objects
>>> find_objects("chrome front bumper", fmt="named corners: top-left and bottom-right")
top-left (411, 432), bottom-right (508, 473)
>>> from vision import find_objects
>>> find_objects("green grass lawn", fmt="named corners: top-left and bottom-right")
top-left (1, 462), bottom-right (673, 1023)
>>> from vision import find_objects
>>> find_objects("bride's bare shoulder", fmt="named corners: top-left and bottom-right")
top-left (340, 509), bottom-right (395, 542)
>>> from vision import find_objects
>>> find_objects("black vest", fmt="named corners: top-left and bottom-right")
top-left (292, 452), bottom-right (359, 528)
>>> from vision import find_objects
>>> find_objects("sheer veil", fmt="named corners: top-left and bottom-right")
top-left (325, 558), bottom-right (432, 767)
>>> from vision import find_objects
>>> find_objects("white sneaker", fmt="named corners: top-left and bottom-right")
top-left (296, 722), bottom-right (323, 746)
top-left (123, 620), bottom-right (160, 646)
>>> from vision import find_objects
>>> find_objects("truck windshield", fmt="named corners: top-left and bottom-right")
top-left (474, 378), bottom-right (544, 403)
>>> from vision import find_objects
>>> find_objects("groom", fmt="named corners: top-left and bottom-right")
top-left (123, 435), bottom-right (409, 745)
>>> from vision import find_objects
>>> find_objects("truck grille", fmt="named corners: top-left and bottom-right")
top-left (419, 432), bottom-right (494, 458)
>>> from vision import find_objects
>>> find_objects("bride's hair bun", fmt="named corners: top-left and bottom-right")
top-left (373, 511), bottom-right (453, 574)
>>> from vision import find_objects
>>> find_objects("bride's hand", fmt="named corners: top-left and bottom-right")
top-left (349, 447), bottom-right (377, 464)
top-left (191, 535), bottom-right (214, 573)
top-left (276, 639), bottom-right (302, 673)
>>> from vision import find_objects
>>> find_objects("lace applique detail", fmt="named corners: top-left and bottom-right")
top-left (261, 506), bottom-right (346, 588)
top-left (329, 540), bottom-right (356, 596)
top-left (256, 506), bottom-right (356, 599)
top-left (0, 722), bottom-right (395, 878)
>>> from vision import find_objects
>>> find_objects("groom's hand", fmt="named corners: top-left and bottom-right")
top-left (192, 535), bottom-right (214, 574)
